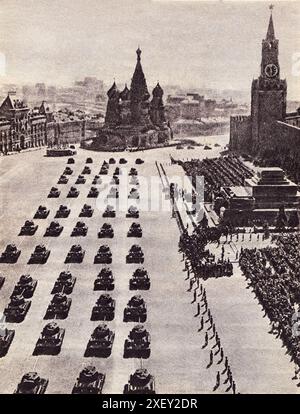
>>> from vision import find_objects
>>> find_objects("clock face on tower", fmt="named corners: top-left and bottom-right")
top-left (264, 63), bottom-right (278, 78)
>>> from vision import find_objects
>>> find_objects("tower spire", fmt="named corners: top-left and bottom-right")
top-left (266, 5), bottom-right (275, 40)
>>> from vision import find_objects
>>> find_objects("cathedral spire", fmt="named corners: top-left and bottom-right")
top-left (266, 5), bottom-right (275, 40)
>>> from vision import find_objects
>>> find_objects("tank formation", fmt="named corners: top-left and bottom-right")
top-left (98, 223), bottom-right (114, 239)
top-left (48, 187), bottom-right (60, 198)
top-left (71, 221), bottom-right (88, 237)
top-left (127, 222), bottom-right (142, 238)
top-left (107, 186), bottom-right (119, 199)
top-left (124, 324), bottom-right (151, 359)
top-left (55, 205), bottom-right (70, 218)
top-left (91, 294), bottom-right (115, 321)
top-left (75, 174), bottom-right (86, 184)
top-left (44, 221), bottom-right (63, 237)
top-left (34, 205), bottom-right (50, 219)
top-left (34, 322), bottom-right (65, 355)
top-left (45, 293), bottom-right (71, 319)
top-left (129, 268), bottom-right (150, 290)
top-left (51, 271), bottom-right (76, 295)
top-left (87, 186), bottom-right (99, 198)
top-left (58, 174), bottom-right (68, 184)
top-left (19, 220), bottom-right (38, 236)
top-left (123, 295), bottom-right (147, 323)
top-left (79, 204), bottom-right (94, 217)
top-left (67, 186), bottom-right (79, 198)
top-left (14, 372), bottom-right (49, 394)
top-left (126, 205), bottom-right (139, 218)
top-left (0, 327), bottom-right (15, 357)
top-left (0, 244), bottom-right (21, 263)
top-left (103, 205), bottom-right (116, 218)
top-left (63, 166), bottom-right (73, 175)
top-left (126, 245), bottom-right (144, 264)
top-left (65, 244), bottom-right (85, 263)
top-left (11, 274), bottom-right (37, 298)
top-left (82, 165), bottom-right (91, 174)
top-left (85, 323), bottom-right (115, 358)
top-left (28, 244), bottom-right (50, 264)
top-left (94, 268), bottom-right (115, 291)
top-left (4, 295), bottom-right (31, 322)
top-left (94, 245), bottom-right (112, 264)
top-left (123, 369), bottom-right (155, 394)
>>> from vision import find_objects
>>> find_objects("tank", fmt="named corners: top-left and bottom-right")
top-left (51, 271), bottom-right (76, 294)
top-left (94, 245), bottom-right (112, 264)
top-left (126, 206), bottom-right (139, 218)
top-left (19, 220), bottom-right (38, 236)
top-left (107, 186), bottom-right (119, 199)
top-left (130, 176), bottom-right (139, 186)
top-left (75, 175), bottom-right (86, 184)
top-left (0, 276), bottom-right (5, 289)
top-left (94, 267), bottom-right (114, 291)
top-left (12, 274), bottom-right (37, 298)
top-left (67, 157), bottom-right (75, 164)
top-left (34, 322), bottom-right (65, 355)
top-left (58, 175), bottom-right (68, 184)
top-left (85, 323), bottom-right (115, 357)
top-left (72, 366), bottom-right (105, 394)
top-left (92, 175), bottom-right (102, 185)
top-left (128, 188), bottom-right (140, 199)
top-left (103, 205), bottom-right (116, 218)
top-left (86, 157), bottom-right (93, 164)
top-left (28, 244), bottom-right (50, 264)
top-left (113, 167), bottom-right (120, 176)
top-left (45, 293), bottom-right (71, 319)
top-left (127, 223), bottom-right (142, 238)
top-left (87, 187), bottom-right (99, 198)
top-left (55, 205), bottom-right (70, 218)
top-left (98, 223), bottom-right (114, 239)
top-left (109, 158), bottom-right (116, 164)
top-left (126, 245), bottom-right (144, 264)
top-left (65, 244), bottom-right (85, 263)
top-left (129, 167), bottom-right (138, 176)
top-left (63, 166), bottom-right (73, 175)
top-left (110, 175), bottom-right (119, 185)
top-left (79, 204), bottom-right (94, 218)
top-left (124, 325), bottom-right (151, 358)
top-left (14, 372), bottom-right (48, 394)
top-left (129, 268), bottom-right (150, 290)
top-left (82, 166), bottom-right (91, 174)
top-left (99, 165), bottom-right (108, 175)
top-left (91, 294), bottom-right (115, 321)
top-left (0, 244), bottom-right (21, 263)
top-left (0, 327), bottom-right (15, 357)
top-left (123, 295), bottom-right (147, 322)
top-left (48, 187), bottom-right (60, 198)
top-left (135, 158), bottom-right (144, 165)
top-left (119, 158), bottom-right (127, 164)
top-left (67, 186), bottom-right (79, 198)
top-left (71, 221), bottom-right (88, 237)
top-left (34, 205), bottom-right (50, 219)
top-left (4, 295), bottom-right (31, 322)
top-left (123, 369), bottom-right (155, 394)
top-left (44, 221), bottom-right (63, 237)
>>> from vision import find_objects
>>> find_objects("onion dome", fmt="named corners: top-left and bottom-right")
top-left (120, 84), bottom-right (130, 101)
top-left (152, 82), bottom-right (163, 98)
top-left (107, 81), bottom-right (119, 99)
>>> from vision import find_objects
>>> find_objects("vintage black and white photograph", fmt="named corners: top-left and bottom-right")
top-left (0, 0), bottom-right (300, 396)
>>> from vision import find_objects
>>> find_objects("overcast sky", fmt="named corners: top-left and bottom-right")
top-left (0, 0), bottom-right (299, 99)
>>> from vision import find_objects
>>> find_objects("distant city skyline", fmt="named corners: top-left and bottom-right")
top-left (0, 0), bottom-right (299, 100)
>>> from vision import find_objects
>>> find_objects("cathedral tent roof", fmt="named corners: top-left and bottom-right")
top-left (107, 81), bottom-right (119, 99)
top-left (152, 82), bottom-right (164, 98)
top-left (130, 48), bottom-right (150, 101)
top-left (120, 84), bottom-right (130, 101)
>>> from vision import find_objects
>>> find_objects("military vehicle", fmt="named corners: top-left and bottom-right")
top-left (103, 205), bottom-right (116, 218)
top-left (51, 271), bottom-right (76, 295)
top-left (67, 157), bottom-right (75, 164)
top-left (86, 157), bottom-right (93, 164)
top-left (67, 186), bottom-right (79, 198)
top-left (129, 176), bottom-right (139, 186)
top-left (48, 187), bottom-right (60, 198)
top-left (0, 327), bottom-right (15, 357)
top-left (75, 175), bottom-right (86, 184)
top-left (204, 145), bottom-right (212, 150)
top-left (92, 175), bottom-right (101, 185)
top-left (129, 167), bottom-right (138, 176)
top-left (14, 372), bottom-right (49, 394)
top-left (123, 295), bottom-right (147, 322)
top-left (87, 187), bottom-right (99, 198)
top-left (44, 221), bottom-right (63, 237)
top-left (12, 274), bottom-right (37, 299)
top-left (57, 175), bottom-right (68, 184)
top-left (34, 322), bottom-right (65, 355)
top-left (113, 167), bottom-right (120, 176)
top-left (45, 293), bottom-right (71, 319)
top-left (85, 323), bottom-right (114, 357)
top-left (94, 245), bottom-right (112, 264)
top-left (107, 186), bottom-right (119, 199)
top-left (119, 158), bottom-right (127, 164)
top-left (82, 166), bottom-right (91, 174)
top-left (28, 245), bottom-right (50, 264)
top-left (0, 244), bottom-right (21, 263)
top-left (98, 223), bottom-right (114, 239)
top-left (127, 223), bottom-right (142, 238)
top-left (55, 205), bottom-right (70, 218)
top-left (128, 188), bottom-right (139, 199)
top-left (124, 325), bottom-right (151, 358)
top-left (4, 295), bottom-right (31, 322)
top-left (99, 165), bottom-right (108, 175)
top-left (19, 220), bottom-right (38, 236)
top-left (79, 204), bottom-right (94, 217)
top-left (126, 245), bottom-right (144, 264)
top-left (91, 294), bottom-right (115, 321)
top-left (123, 369), bottom-right (155, 394)
top-left (109, 158), bottom-right (116, 164)
top-left (34, 205), bottom-right (50, 219)
top-left (63, 166), bottom-right (73, 175)
top-left (71, 221), bottom-right (88, 237)
top-left (126, 205), bottom-right (139, 218)
top-left (129, 268), bottom-right (150, 290)
top-left (0, 275), bottom-right (4, 289)
top-left (65, 245), bottom-right (85, 263)
top-left (110, 175), bottom-right (119, 185)
top-left (135, 158), bottom-right (144, 164)
top-left (72, 366), bottom-right (105, 394)
top-left (94, 268), bottom-right (114, 291)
